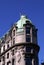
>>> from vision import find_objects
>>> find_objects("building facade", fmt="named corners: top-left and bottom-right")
top-left (0, 15), bottom-right (40, 65)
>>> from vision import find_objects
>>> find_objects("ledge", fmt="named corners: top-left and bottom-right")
top-left (0, 42), bottom-right (40, 57)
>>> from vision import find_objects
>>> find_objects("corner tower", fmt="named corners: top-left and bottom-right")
top-left (12, 15), bottom-right (40, 65)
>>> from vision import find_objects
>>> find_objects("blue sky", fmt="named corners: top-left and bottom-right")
top-left (0, 0), bottom-right (44, 64)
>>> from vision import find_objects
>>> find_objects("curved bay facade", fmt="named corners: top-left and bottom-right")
top-left (0, 15), bottom-right (40, 65)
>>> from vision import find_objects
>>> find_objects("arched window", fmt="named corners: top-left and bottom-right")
top-left (13, 30), bottom-right (15, 36)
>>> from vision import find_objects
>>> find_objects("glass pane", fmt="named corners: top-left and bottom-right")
top-left (26, 35), bottom-right (30, 42)
top-left (26, 28), bottom-right (30, 34)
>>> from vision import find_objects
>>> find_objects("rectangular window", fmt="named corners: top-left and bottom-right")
top-left (13, 30), bottom-right (15, 36)
top-left (12, 59), bottom-right (14, 65)
top-left (7, 44), bottom-right (9, 48)
top-left (26, 28), bottom-right (30, 34)
top-left (12, 50), bottom-right (14, 55)
top-left (7, 53), bottom-right (9, 58)
top-left (13, 38), bottom-right (15, 44)
top-left (25, 57), bottom-right (32, 65)
top-left (26, 46), bottom-right (31, 52)
top-left (2, 56), bottom-right (5, 61)
top-left (32, 30), bottom-right (37, 43)
top-left (3, 45), bottom-right (5, 51)
top-left (26, 35), bottom-right (30, 42)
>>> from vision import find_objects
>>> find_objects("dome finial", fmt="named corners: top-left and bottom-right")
top-left (20, 15), bottom-right (27, 19)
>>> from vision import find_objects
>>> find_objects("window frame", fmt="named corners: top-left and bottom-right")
top-left (7, 53), bottom-right (9, 59)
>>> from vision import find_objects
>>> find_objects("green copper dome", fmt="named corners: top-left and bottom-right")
top-left (16, 15), bottom-right (32, 32)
